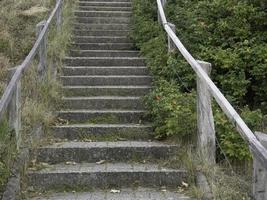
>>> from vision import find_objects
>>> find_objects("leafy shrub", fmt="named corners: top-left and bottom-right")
top-left (166, 0), bottom-right (267, 109)
top-left (131, 0), bottom-right (266, 161)
top-left (215, 106), bottom-right (263, 161)
top-left (145, 79), bottom-right (196, 139)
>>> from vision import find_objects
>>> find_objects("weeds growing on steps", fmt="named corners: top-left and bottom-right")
top-left (166, 145), bottom-right (251, 199)
top-left (0, 0), bottom-right (74, 196)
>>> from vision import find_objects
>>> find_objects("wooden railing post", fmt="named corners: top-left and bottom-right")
top-left (197, 60), bottom-right (216, 164)
top-left (167, 23), bottom-right (176, 53)
top-left (7, 67), bottom-right (21, 150)
top-left (56, 0), bottom-right (63, 32)
top-left (253, 132), bottom-right (267, 200)
top-left (36, 20), bottom-right (47, 79)
top-left (158, 0), bottom-right (167, 24)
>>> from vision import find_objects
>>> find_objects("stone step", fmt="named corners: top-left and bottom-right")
top-left (75, 10), bottom-right (131, 18)
top-left (78, 6), bottom-right (132, 11)
top-left (73, 30), bottom-right (130, 36)
top-left (72, 42), bottom-right (134, 50)
top-left (62, 85), bottom-right (151, 96)
top-left (28, 163), bottom-right (187, 190)
top-left (29, 187), bottom-right (193, 200)
top-left (78, 1), bottom-right (132, 7)
top-left (62, 66), bottom-right (149, 76)
top-left (72, 36), bottom-right (130, 43)
top-left (61, 75), bottom-right (151, 86)
top-left (62, 96), bottom-right (144, 110)
top-left (64, 57), bottom-right (145, 66)
top-left (73, 23), bottom-right (130, 31)
top-left (69, 50), bottom-right (140, 57)
top-left (31, 141), bottom-right (178, 164)
top-left (50, 124), bottom-right (153, 140)
top-left (74, 16), bottom-right (130, 24)
top-left (57, 110), bottom-right (147, 124)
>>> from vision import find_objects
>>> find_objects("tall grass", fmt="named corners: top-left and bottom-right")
top-left (0, 0), bottom-right (74, 196)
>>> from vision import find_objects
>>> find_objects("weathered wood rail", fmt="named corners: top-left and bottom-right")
top-left (0, 0), bottom-right (63, 149)
top-left (157, 0), bottom-right (267, 199)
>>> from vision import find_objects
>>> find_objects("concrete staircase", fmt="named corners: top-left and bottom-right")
top-left (27, 0), bottom-right (194, 199)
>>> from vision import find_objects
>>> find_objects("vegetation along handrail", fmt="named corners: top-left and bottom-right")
top-left (0, 0), bottom-right (62, 120)
top-left (156, 0), bottom-right (267, 169)
top-left (0, 0), bottom-right (63, 148)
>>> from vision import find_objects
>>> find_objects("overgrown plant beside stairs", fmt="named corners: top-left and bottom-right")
top-left (131, 0), bottom-right (267, 199)
top-left (0, 0), bottom-right (73, 197)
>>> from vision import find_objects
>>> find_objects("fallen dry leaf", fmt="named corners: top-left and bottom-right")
top-left (117, 137), bottom-right (127, 141)
top-left (182, 181), bottom-right (189, 188)
top-left (110, 189), bottom-right (120, 193)
top-left (96, 160), bottom-right (106, 165)
top-left (66, 161), bottom-right (77, 165)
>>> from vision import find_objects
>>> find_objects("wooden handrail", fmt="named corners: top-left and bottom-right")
top-left (156, 0), bottom-right (267, 168)
top-left (0, 0), bottom-right (62, 121)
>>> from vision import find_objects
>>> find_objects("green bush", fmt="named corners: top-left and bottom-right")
top-left (145, 79), bottom-right (196, 139)
top-left (131, 0), bottom-right (266, 161)
top-left (166, 0), bottom-right (267, 109)
top-left (215, 106), bottom-right (263, 161)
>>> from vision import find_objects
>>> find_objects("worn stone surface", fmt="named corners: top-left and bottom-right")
top-left (61, 75), bottom-right (152, 86)
top-left (78, 2), bottom-right (132, 7)
top-left (57, 109), bottom-right (147, 124)
top-left (62, 66), bottom-right (148, 76)
top-left (51, 123), bottom-right (153, 140)
top-left (72, 36), bottom-right (131, 43)
top-left (25, 1), bottom-right (195, 199)
top-left (63, 85), bottom-right (151, 97)
top-left (31, 141), bottom-right (178, 164)
top-left (64, 57), bottom-right (145, 66)
top-left (78, 6), bottom-right (132, 11)
top-left (69, 50), bottom-right (140, 57)
top-left (74, 16), bottom-right (131, 24)
top-left (62, 96), bottom-right (144, 110)
top-left (30, 187), bottom-right (193, 200)
top-left (73, 23), bottom-right (130, 30)
top-left (71, 42), bottom-right (134, 50)
top-left (74, 10), bottom-right (132, 18)
top-left (28, 163), bottom-right (187, 189)
top-left (73, 29), bottom-right (130, 36)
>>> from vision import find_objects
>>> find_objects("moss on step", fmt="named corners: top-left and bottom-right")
top-left (86, 115), bottom-right (121, 124)
top-left (78, 130), bottom-right (153, 142)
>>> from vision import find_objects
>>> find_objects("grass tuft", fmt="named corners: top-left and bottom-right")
top-left (0, 0), bottom-right (75, 195)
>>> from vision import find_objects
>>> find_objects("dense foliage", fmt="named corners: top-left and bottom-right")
top-left (131, 0), bottom-right (266, 161)
top-left (166, 0), bottom-right (267, 111)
